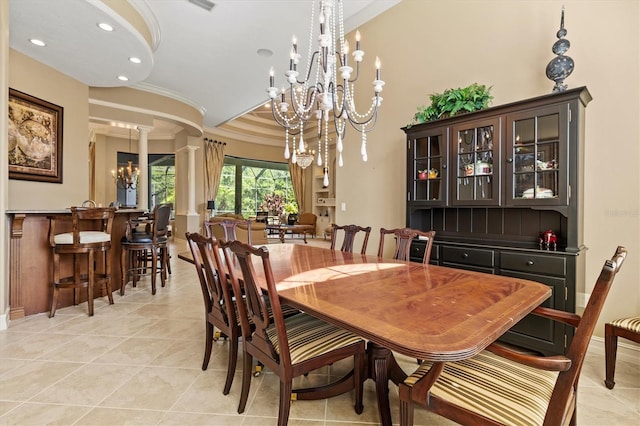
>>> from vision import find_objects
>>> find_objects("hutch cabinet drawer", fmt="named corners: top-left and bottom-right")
top-left (410, 241), bottom-right (426, 261)
top-left (409, 240), bottom-right (439, 263)
top-left (442, 246), bottom-right (494, 268)
top-left (500, 252), bottom-right (566, 276)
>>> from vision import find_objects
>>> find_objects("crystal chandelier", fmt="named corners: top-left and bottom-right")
top-left (267, 0), bottom-right (384, 186)
top-left (292, 135), bottom-right (315, 169)
top-left (111, 129), bottom-right (139, 190)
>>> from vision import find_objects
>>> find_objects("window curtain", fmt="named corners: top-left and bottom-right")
top-left (289, 162), bottom-right (306, 212)
top-left (204, 138), bottom-right (226, 203)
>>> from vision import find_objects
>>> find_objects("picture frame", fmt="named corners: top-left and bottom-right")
top-left (8, 88), bottom-right (63, 183)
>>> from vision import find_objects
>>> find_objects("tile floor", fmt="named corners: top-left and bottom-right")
top-left (0, 238), bottom-right (638, 425)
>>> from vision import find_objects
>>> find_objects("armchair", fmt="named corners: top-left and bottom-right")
top-left (294, 212), bottom-right (317, 238)
top-left (207, 213), bottom-right (268, 245)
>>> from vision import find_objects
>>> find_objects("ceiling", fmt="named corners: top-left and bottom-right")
top-left (9, 0), bottom-right (400, 140)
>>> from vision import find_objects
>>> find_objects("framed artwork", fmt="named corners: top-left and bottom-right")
top-left (8, 88), bottom-right (63, 183)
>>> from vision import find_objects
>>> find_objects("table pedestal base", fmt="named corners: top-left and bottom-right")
top-left (367, 341), bottom-right (408, 426)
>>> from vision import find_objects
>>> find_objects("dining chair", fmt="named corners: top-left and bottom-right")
top-left (204, 218), bottom-right (242, 242)
top-left (604, 315), bottom-right (640, 389)
top-left (378, 227), bottom-right (436, 263)
top-left (137, 205), bottom-right (173, 277)
top-left (220, 240), bottom-right (366, 425)
top-left (330, 224), bottom-right (372, 254)
top-left (185, 232), bottom-right (240, 395)
top-left (398, 246), bottom-right (627, 426)
top-left (48, 206), bottom-right (116, 317)
top-left (120, 203), bottom-right (171, 296)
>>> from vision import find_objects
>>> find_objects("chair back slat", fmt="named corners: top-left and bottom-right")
top-left (545, 246), bottom-right (627, 424)
top-left (186, 232), bottom-right (236, 327)
top-left (221, 240), bottom-right (282, 362)
top-left (378, 227), bottom-right (436, 263)
top-left (205, 219), bottom-right (240, 242)
top-left (330, 224), bottom-right (371, 254)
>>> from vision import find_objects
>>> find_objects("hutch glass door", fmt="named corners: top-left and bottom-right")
top-left (452, 118), bottom-right (500, 205)
top-left (410, 128), bottom-right (447, 204)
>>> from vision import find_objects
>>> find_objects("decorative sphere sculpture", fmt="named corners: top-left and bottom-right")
top-left (546, 7), bottom-right (574, 93)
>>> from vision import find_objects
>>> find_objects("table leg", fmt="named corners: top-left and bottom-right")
top-left (278, 229), bottom-right (285, 243)
top-left (367, 341), bottom-right (408, 426)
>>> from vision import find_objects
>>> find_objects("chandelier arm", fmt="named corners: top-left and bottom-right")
top-left (296, 50), bottom-right (322, 85)
top-left (270, 102), bottom-right (296, 128)
top-left (345, 107), bottom-right (379, 132)
top-left (348, 60), bottom-right (361, 84)
top-left (288, 85), bottom-right (317, 121)
top-left (271, 102), bottom-right (308, 131)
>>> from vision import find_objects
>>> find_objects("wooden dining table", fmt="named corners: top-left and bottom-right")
top-left (180, 243), bottom-right (551, 425)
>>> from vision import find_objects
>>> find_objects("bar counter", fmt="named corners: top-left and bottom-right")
top-left (6, 208), bottom-right (145, 319)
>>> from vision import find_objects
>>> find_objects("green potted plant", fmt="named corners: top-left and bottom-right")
top-left (284, 202), bottom-right (298, 225)
top-left (408, 83), bottom-right (493, 127)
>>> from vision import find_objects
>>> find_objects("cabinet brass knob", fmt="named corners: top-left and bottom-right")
top-left (526, 260), bottom-right (534, 266)
top-left (507, 158), bottom-right (513, 163)
top-left (462, 253), bottom-right (469, 259)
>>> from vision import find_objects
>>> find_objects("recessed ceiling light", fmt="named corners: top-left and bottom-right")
top-left (98, 22), bottom-right (114, 32)
top-left (129, 57), bottom-right (141, 64)
top-left (117, 75), bottom-right (129, 82)
top-left (257, 48), bottom-right (273, 57)
top-left (29, 39), bottom-right (46, 47)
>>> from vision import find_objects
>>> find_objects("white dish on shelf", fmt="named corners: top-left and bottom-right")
top-left (522, 187), bottom-right (554, 199)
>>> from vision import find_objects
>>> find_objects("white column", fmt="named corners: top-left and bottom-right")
top-left (186, 145), bottom-right (199, 215)
top-left (136, 126), bottom-right (151, 210)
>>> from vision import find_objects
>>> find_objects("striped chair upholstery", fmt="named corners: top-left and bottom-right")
top-left (266, 312), bottom-right (364, 364)
top-left (610, 316), bottom-right (640, 332)
top-left (605, 315), bottom-right (640, 389)
top-left (405, 351), bottom-right (560, 426)
top-left (399, 246), bottom-right (627, 426)
top-left (221, 239), bottom-right (366, 426)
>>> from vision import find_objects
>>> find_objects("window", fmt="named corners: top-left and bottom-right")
top-left (149, 154), bottom-right (175, 213)
top-left (216, 156), bottom-right (294, 217)
top-left (115, 152), bottom-right (175, 213)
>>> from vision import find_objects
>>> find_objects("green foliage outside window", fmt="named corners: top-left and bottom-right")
top-left (215, 156), bottom-right (295, 218)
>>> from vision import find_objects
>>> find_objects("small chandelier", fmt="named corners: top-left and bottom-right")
top-left (111, 129), bottom-right (139, 190)
top-left (267, 0), bottom-right (384, 186)
top-left (292, 135), bottom-right (315, 169)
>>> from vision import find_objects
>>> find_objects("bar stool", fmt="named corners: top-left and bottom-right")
top-left (48, 206), bottom-right (116, 317)
top-left (120, 203), bottom-right (171, 296)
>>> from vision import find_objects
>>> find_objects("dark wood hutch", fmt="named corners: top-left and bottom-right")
top-left (402, 87), bottom-right (591, 355)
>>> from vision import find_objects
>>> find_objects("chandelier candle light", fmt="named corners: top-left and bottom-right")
top-left (111, 129), bottom-right (140, 190)
top-left (267, 0), bottom-right (384, 186)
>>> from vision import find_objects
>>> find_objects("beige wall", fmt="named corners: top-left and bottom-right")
top-left (8, 50), bottom-right (90, 209)
top-left (1, 0), bottom-right (9, 326)
top-left (337, 0), bottom-right (639, 336)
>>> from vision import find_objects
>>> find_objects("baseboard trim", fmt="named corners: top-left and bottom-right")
top-left (0, 306), bottom-right (9, 330)
top-left (590, 335), bottom-right (639, 363)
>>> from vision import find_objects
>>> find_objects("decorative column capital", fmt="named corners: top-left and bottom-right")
top-left (176, 145), bottom-right (200, 153)
top-left (136, 125), bottom-right (153, 135)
